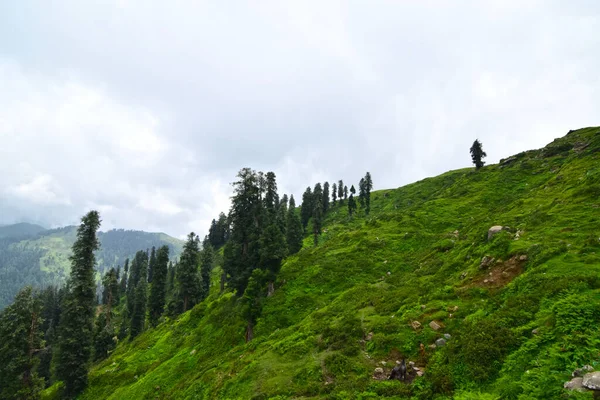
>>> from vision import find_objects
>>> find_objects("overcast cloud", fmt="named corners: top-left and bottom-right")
top-left (1, 1), bottom-right (599, 238)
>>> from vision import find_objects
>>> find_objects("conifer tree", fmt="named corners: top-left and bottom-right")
top-left (358, 177), bottom-right (366, 209)
top-left (199, 240), bottom-right (214, 302)
top-left (470, 139), bottom-right (487, 169)
top-left (119, 258), bottom-right (129, 299)
top-left (177, 233), bottom-right (201, 312)
top-left (364, 172), bottom-right (373, 215)
top-left (148, 245), bottom-right (169, 327)
top-left (242, 269), bottom-right (266, 342)
top-left (312, 183), bottom-right (324, 246)
top-left (322, 182), bottom-right (330, 213)
top-left (300, 186), bottom-right (313, 231)
top-left (94, 269), bottom-right (118, 360)
top-left (348, 194), bottom-right (357, 217)
top-left (332, 182), bottom-right (337, 205)
top-left (344, 185), bottom-right (348, 201)
top-left (277, 194), bottom-right (288, 234)
top-left (286, 195), bottom-right (303, 255)
top-left (0, 286), bottom-right (44, 400)
top-left (338, 180), bottom-right (344, 204)
top-left (56, 210), bottom-right (101, 398)
top-left (130, 251), bottom-right (148, 339)
top-left (223, 168), bottom-right (262, 296)
top-left (260, 221), bottom-right (287, 296)
top-left (92, 312), bottom-right (114, 362)
top-left (148, 246), bottom-right (156, 284)
top-left (37, 285), bottom-right (61, 387)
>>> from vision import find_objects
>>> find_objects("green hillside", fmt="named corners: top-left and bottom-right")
top-left (0, 227), bottom-right (184, 309)
top-left (47, 127), bottom-right (600, 399)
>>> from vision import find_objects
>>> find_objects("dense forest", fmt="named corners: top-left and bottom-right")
top-left (0, 226), bottom-right (183, 310)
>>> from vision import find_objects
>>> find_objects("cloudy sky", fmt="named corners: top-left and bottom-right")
top-left (0, 1), bottom-right (598, 238)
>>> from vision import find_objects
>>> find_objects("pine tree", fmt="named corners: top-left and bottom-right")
top-left (0, 286), bottom-right (44, 400)
top-left (312, 183), bottom-right (324, 246)
top-left (364, 172), bottom-right (373, 215)
top-left (348, 194), bottom-right (357, 217)
top-left (300, 186), bottom-right (313, 231)
top-left (37, 285), bottom-right (61, 387)
top-left (148, 246), bottom-right (156, 284)
top-left (177, 233), bottom-right (201, 312)
top-left (338, 180), bottom-right (344, 205)
top-left (241, 269), bottom-right (266, 342)
top-left (322, 182), bottom-right (330, 213)
top-left (119, 258), bottom-right (129, 299)
top-left (92, 312), bottom-right (115, 362)
top-left (470, 139), bottom-right (487, 169)
top-left (286, 195), bottom-right (303, 255)
top-left (56, 210), bottom-right (101, 398)
top-left (259, 221), bottom-right (287, 296)
top-left (199, 241), bottom-right (214, 302)
top-left (148, 245), bottom-right (169, 327)
top-left (129, 251), bottom-right (148, 340)
top-left (277, 194), bottom-right (288, 234)
top-left (344, 185), bottom-right (348, 201)
top-left (358, 177), bottom-right (366, 210)
top-left (223, 168), bottom-right (262, 296)
top-left (94, 269), bottom-right (118, 360)
top-left (332, 182), bottom-right (338, 205)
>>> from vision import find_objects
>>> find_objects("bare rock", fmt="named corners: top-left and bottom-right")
top-left (429, 320), bottom-right (442, 331)
top-left (365, 332), bottom-right (374, 341)
top-left (583, 372), bottom-right (600, 390)
top-left (444, 333), bottom-right (452, 340)
top-left (435, 338), bottom-right (446, 347)
top-left (519, 254), bottom-right (528, 261)
top-left (428, 344), bottom-right (437, 349)
top-left (190, 349), bottom-right (197, 356)
top-left (417, 370), bottom-right (424, 377)
top-left (488, 226), bottom-right (504, 240)
top-left (373, 367), bottom-right (385, 379)
top-left (380, 361), bottom-right (387, 366)
top-left (531, 328), bottom-right (539, 335)
top-left (411, 321), bottom-right (422, 330)
top-left (574, 365), bottom-right (594, 377)
top-left (564, 377), bottom-right (587, 392)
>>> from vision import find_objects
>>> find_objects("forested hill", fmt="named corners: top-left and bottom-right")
top-left (36, 126), bottom-right (599, 399)
top-left (0, 225), bottom-right (184, 309)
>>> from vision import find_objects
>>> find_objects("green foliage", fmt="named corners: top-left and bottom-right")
top-left (33, 126), bottom-right (600, 400)
top-left (56, 211), bottom-right (101, 398)
top-left (148, 246), bottom-right (169, 327)
top-left (470, 139), bottom-right (487, 169)
top-left (0, 286), bottom-right (44, 400)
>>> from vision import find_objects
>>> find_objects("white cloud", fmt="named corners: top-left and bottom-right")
top-left (0, 1), bottom-right (599, 237)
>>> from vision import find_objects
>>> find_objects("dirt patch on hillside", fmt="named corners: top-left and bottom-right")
top-left (470, 255), bottom-right (526, 288)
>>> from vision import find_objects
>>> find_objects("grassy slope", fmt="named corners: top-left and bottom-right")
top-left (47, 127), bottom-right (600, 399)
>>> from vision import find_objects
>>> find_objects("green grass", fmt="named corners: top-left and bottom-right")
top-left (44, 127), bottom-right (600, 399)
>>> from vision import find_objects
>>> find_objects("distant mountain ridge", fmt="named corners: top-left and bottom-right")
top-left (0, 222), bottom-right (47, 238)
top-left (0, 223), bottom-right (184, 309)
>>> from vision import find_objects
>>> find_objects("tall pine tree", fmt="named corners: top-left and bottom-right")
top-left (332, 182), bottom-right (338, 205)
top-left (177, 233), bottom-right (201, 312)
top-left (364, 172), bottom-right (373, 215)
top-left (199, 240), bottom-right (214, 302)
top-left (358, 177), bottom-right (366, 210)
top-left (300, 186), bottom-right (313, 232)
top-left (286, 195), bottom-right (303, 255)
top-left (338, 180), bottom-right (344, 205)
top-left (322, 182), bottom-right (330, 213)
top-left (0, 286), bottom-right (44, 400)
top-left (56, 210), bottom-right (101, 398)
top-left (470, 139), bottom-right (487, 169)
top-left (312, 183), bottom-right (324, 246)
top-left (130, 251), bottom-right (148, 340)
top-left (148, 245), bottom-right (169, 327)
top-left (148, 246), bottom-right (156, 284)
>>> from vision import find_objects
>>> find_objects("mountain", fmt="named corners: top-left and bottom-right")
top-left (0, 226), bottom-right (184, 309)
top-left (0, 222), bottom-right (47, 238)
top-left (44, 127), bottom-right (600, 399)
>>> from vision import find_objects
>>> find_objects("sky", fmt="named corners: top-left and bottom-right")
top-left (0, 1), bottom-right (599, 239)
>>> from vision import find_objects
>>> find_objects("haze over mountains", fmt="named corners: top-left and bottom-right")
top-left (0, 222), bottom-right (183, 309)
